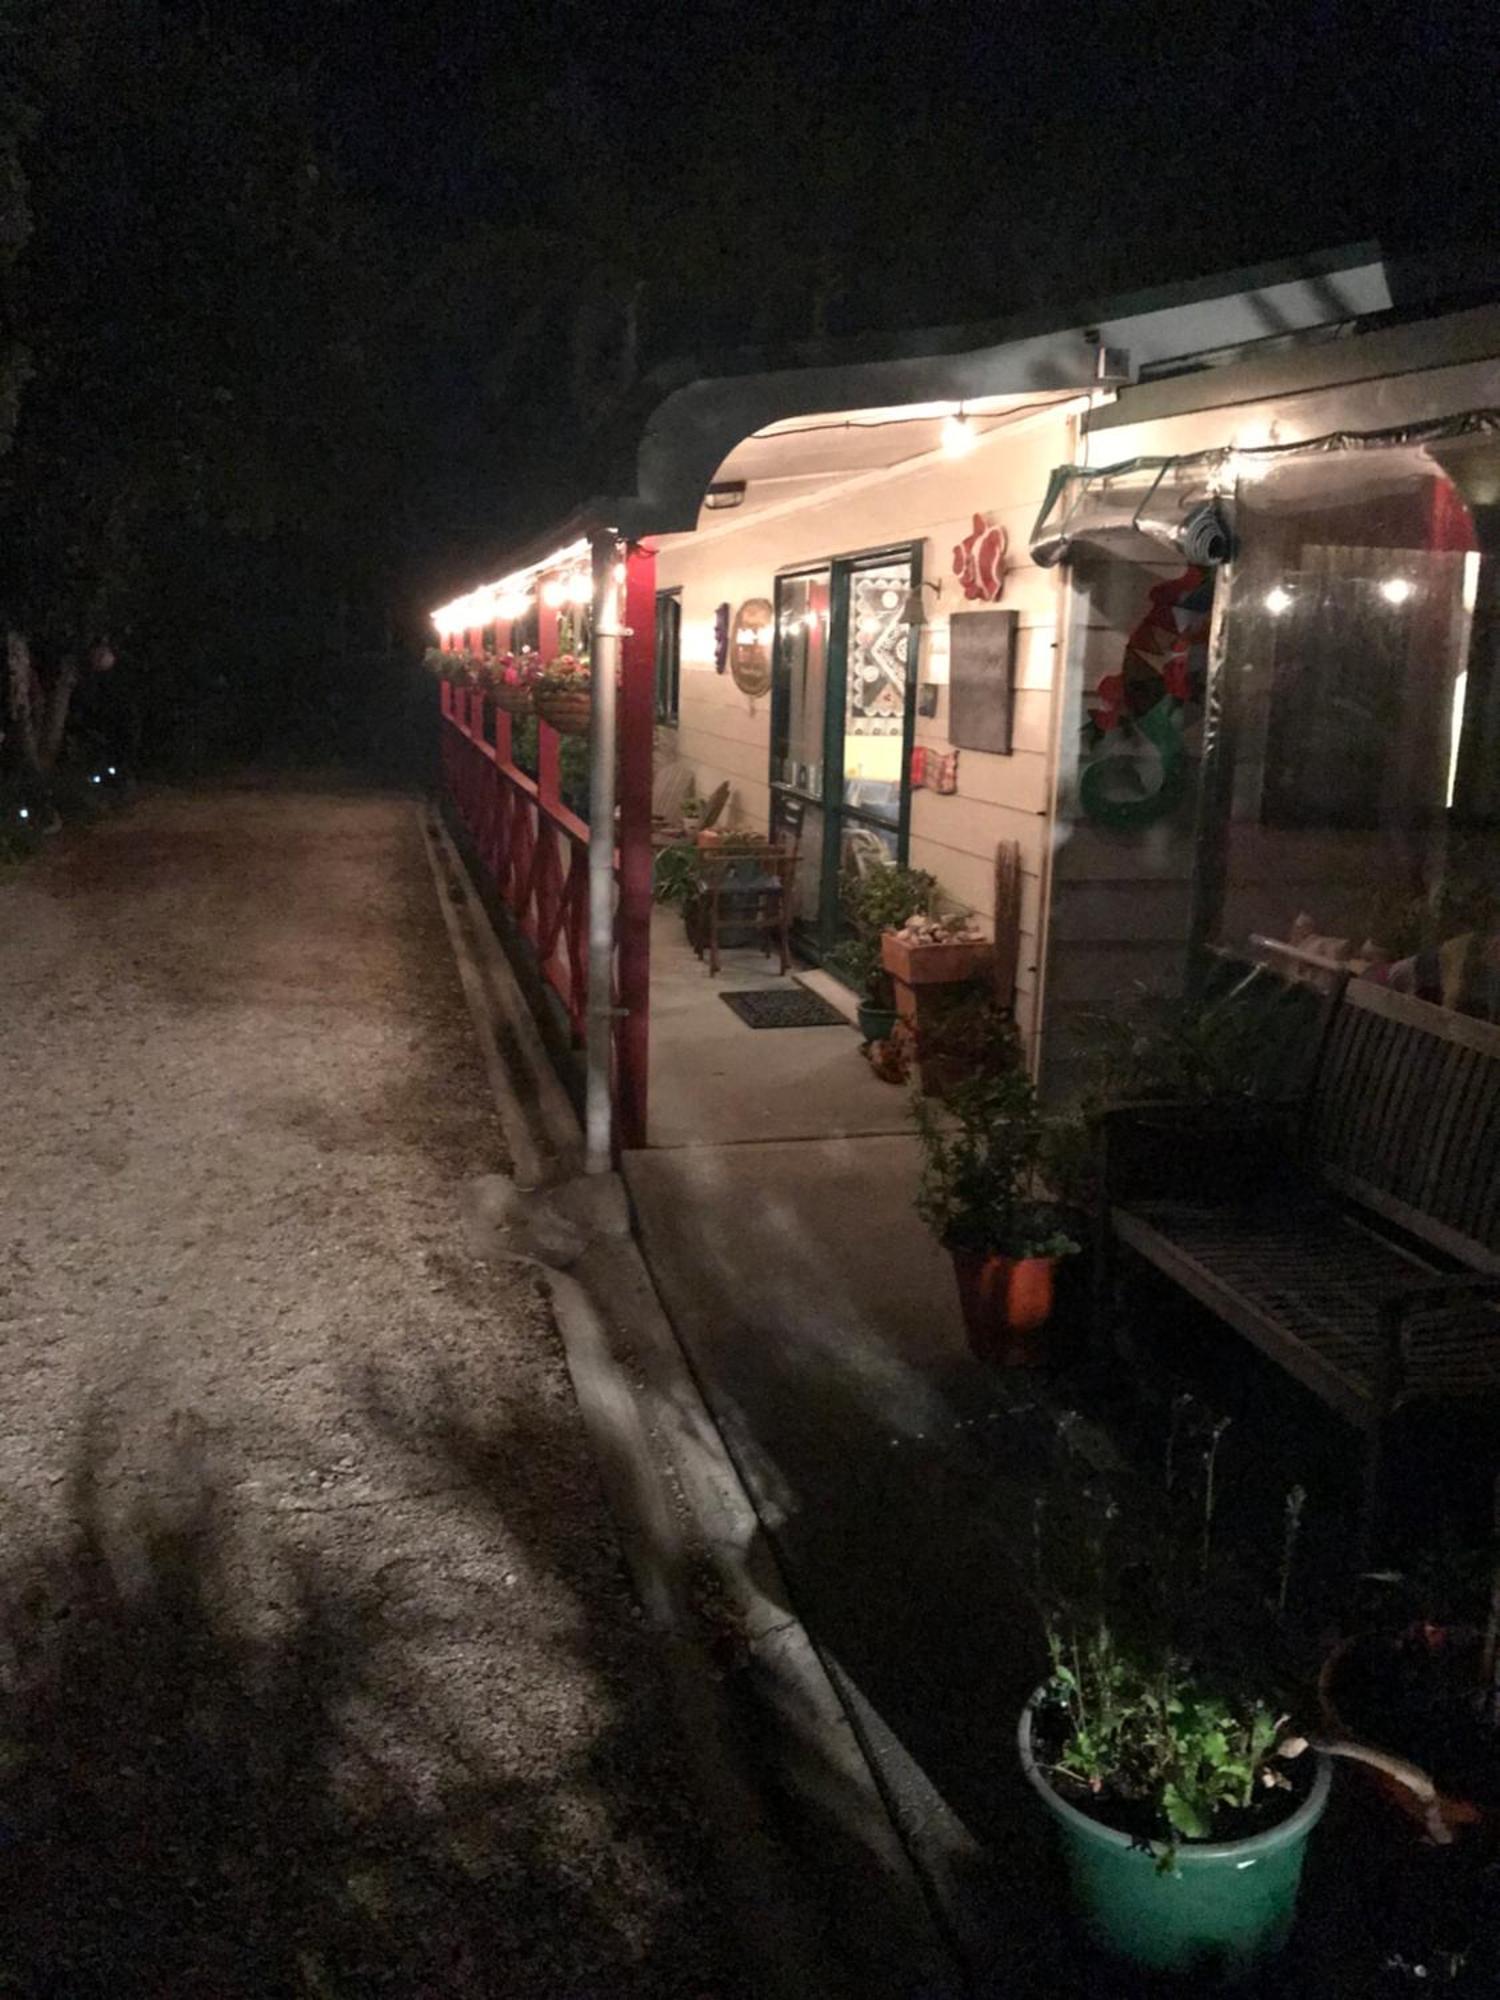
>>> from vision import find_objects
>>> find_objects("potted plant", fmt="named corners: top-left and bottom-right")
top-left (881, 908), bottom-right (993, 990)
top-left (533, 652), bottom-right (592, 736)
top-left (1318, 1524), bottom-right (1500, 1842)
top-left (827, 864), bottom-right (937, 1044)
top-left (1023, 1441), bottom-right (1332, 1978)
top-left (824, 937), bottom-right (894, 1042)
top-left (1020, 1645), bottom-right (1330, 1979)
top-left (423, 644), bottom-right (474, 686)
top-left (653, 839), bottom-right (700, 924)
top-left (492, 648), bottom-right (537, 715)
top-left (914, 1047), bottom-right (1079, 1361)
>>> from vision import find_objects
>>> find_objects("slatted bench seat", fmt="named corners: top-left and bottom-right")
top-left (1095, 977), bottom-right (1500, 1546)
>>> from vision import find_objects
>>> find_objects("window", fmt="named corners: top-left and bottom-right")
top-left (1205, 437), bottom-right (1499, 1018)
top-left (654, 589), bottom-right (681, 725)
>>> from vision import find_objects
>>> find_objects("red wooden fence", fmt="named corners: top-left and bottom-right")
top-left (437, 544), bottom-right (655, 1151)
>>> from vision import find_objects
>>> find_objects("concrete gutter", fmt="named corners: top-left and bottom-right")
top-left (420, 805), bottom-right (965, 1998)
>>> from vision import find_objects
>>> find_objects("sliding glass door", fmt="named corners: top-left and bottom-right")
top-left (771, 545), bottom-right (919, 954)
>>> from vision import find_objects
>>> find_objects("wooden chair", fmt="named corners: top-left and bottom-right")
top-left (696, 804), bottom-right (803, 976)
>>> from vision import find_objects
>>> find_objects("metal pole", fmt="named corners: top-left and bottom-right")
top-left (585, 529), bottom-right (622, 1174)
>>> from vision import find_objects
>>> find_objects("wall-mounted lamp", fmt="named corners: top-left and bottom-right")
top-left (940, 406), bottom-right (976, 458)
top-left (704, 480), bottom-right (747, 511)
top-left (901, 578), bottom-right (943, 626)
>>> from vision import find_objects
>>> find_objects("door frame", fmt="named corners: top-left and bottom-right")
top-left (769, 540), bottom-right (922, 958)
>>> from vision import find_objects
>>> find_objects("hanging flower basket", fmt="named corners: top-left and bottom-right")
top-left (533, 653), bottom-right (593, 737)
top-left (491, 652), bottom-right (536, 715)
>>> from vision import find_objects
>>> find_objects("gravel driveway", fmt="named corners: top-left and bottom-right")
top-left (0, 781), bottom-right (739, 1996)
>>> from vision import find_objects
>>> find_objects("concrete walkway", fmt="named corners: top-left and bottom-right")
top-left (645, 904), bottom-right (911, 1148)
top-left (624, 1132), bottom-right (1077, 1989)
top-left (623, 1131), bottom-right (1381, 1997)
top-left (0, 783), bottom-right (741, 1996)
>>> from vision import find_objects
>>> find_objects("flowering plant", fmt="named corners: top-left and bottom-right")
top-left (531, 651), bottom-right (592, 694)
top-left (494, 649), bottom-right (538, 688)
top-left (423, 645), bottom-right (479, 684)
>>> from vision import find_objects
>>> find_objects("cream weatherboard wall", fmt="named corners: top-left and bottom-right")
top-left (652, 407), bottom-right (1078, 1045)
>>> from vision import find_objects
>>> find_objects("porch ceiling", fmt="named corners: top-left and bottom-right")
top-left (701, 391), bottom-right (1080, 519)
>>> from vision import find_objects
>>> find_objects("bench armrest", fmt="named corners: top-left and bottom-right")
top-left (1382, 1273), bottom-right (1500, 1332)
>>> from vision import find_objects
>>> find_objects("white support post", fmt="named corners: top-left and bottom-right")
top-left (585, 530), bottom-right (622, 1175)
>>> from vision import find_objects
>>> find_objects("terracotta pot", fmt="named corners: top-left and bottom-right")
top-left (881, 933), bottom-right (994, 987)
top-left (535, 686), bottom-right (592, 737)
top-left (950, 1250), bottom-right (1056, 1364)
top-left (492, 681), bottom-right (534, 716)
top-left (1319, 1634), bottom-right (1487, 1841)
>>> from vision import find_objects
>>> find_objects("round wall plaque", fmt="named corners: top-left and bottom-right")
top-left (730, 597), bottom-right (774, 697)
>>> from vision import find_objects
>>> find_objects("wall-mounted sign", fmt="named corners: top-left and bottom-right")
top-left (730, 597), bottom-right (774, 697)
top-left (952, 513), bottom-right (1008, 602)
top-left (949, 609), bottom-right (1018, 754)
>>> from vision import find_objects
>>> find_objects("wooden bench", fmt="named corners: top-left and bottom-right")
top-left (1094, 976), bottom-right (1500, 1546)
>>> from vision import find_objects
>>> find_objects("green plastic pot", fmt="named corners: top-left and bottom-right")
top-left (856, 1001), bottom-right (899, 1042)
top-left (1019, 1696), bottom-right (1330, 1981)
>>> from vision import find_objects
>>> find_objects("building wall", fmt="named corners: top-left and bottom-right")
top-left (653, 408), bottom-right (1077, 1044)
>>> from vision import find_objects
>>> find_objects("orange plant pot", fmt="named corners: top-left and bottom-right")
top-left (881, 934), bottom-right (994, 987)
top-left (950, 1251), bottom-right (1056, 1365)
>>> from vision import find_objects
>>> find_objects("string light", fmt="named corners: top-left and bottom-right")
top-left (1379, 577), bottom-right (1414, 606)
top-left (1264, 586), bottom-right (1293, 616)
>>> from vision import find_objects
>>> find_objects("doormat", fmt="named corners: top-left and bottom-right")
top-left (720, 987), bottom-right (849, 1030)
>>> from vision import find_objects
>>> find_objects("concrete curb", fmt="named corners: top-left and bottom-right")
top-left (419, 804), bottom-right (966, 1999)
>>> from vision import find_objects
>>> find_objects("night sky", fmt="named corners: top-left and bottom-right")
top-left (285, 0), bottom-right (1500, 568)
top-left (3, 0), bottom-right (1497, 770)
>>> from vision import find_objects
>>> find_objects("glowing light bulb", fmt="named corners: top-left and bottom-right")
top-left (19, 808), bottom-right (29, 821)
top-left (941, 408), bottom-right (976, 458)
top-left (1380, 577), bottom-right (1413, 606)
top-left (107, 766), bottom-right (117, 776)
top-left (1264, 586), bottom-right (1293, 616)
top-left (541, 577), bottom-right (565, 608)
top-left (91, 773), bottom-right (101, 784)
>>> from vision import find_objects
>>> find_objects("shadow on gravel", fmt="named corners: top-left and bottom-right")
top-left (0, 1413), bottom-right (736, 1999)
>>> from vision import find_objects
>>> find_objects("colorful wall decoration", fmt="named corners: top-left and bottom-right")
top-left (1079, 566), bottom-right (1214, 829)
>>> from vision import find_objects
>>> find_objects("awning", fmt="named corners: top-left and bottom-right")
top-left (1029, 456), bottom-right (1235, 568)
top-left (1030, 407), bottom-right (1500, 569)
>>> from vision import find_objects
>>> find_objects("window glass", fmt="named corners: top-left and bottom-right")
top-left (654, 591), bottom-right (681, 725)
top-left (1209, 440), bottom-right (1498, 1018)
top-left (841, 558), bottom-right (913, 824)
top-left (772, 571), bottom-right (831, 796)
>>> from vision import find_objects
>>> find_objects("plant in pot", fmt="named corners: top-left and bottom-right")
top-left (1318, 1509), bottom-right (1500, 1844)
top-left (653, 839), bottom-right (700, 924)
top-left (492, 648), bottom-right (537, 715)
top-left (532, 652), bottom-right (593, 736)
top-left (828, 864), bottom-right (937, 1043)
top-left (914, 1043), bottom-right (1079, 1362)
top-left (1023, 1448), bottom-right (1332, 1980)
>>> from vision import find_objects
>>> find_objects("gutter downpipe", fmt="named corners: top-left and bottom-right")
top-left (585, 528), bottom-right (623, 1175)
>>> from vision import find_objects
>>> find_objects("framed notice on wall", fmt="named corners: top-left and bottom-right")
top-left (948, 609), bottom-right (1018, 754)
